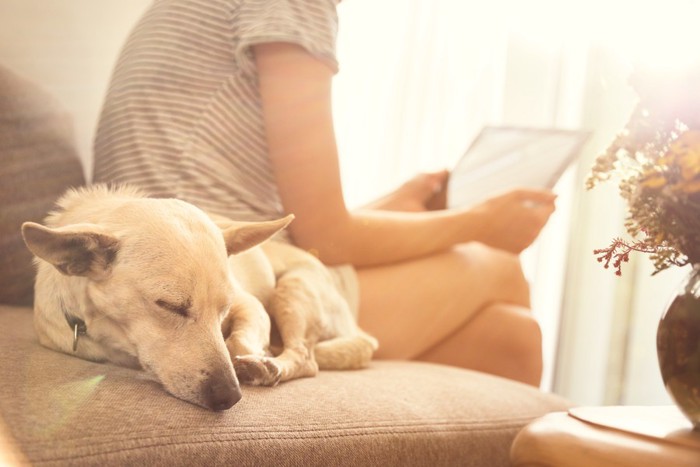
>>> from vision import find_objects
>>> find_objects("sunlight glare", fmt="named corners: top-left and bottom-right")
top-left (33, 374), bottom-right (106, 437)
top-left (508, 0), bottom-right (700, 72)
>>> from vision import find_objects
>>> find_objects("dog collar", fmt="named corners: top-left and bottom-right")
top-left (64, 313), bottom-right (87, 352)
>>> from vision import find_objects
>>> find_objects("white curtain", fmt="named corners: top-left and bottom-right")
top-left (334, 0), bottom-right (700, 404)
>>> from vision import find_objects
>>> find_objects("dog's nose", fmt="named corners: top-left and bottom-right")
top-left (203, 374), bottom-right (242, 411)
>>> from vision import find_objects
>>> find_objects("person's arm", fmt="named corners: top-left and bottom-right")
top-left (254, 42), bottom-right (555, 266)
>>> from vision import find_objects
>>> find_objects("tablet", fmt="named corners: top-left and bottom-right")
top-left (446, 126), bottom-right (590, 208)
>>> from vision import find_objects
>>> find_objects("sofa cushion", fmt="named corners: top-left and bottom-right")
top-left (0, 306), bottom-right (571, 466)
top-left (0, 65), bottom-right (85, 306)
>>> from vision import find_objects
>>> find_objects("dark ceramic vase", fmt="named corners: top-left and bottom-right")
top-left (657, 264), bottom-right (700, 429)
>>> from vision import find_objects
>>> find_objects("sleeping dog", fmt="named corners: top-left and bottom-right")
top-left (21, 185), bottom-right (377, 411)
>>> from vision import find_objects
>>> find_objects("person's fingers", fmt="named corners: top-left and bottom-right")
top-left (421, 170), bottom-right (449, 210)
top-left (428, 169), bottom-right (449, 184)
top-left (419, 170), bottom-right (449, 193)
top-left (511, 188), bottom-right (557, 203)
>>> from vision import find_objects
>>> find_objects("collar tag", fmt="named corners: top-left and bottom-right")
top-left (65, 315), bottom-right (87, 352)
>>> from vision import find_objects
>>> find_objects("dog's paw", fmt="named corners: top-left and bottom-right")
top-left (234, 355), bottom-right (282, 386)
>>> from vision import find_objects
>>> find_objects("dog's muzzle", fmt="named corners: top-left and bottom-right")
top-left (202, 373), bottom-right (242, 411)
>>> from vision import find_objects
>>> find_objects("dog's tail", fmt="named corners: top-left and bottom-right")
top-left (314, 333), bottom-right (378, 370)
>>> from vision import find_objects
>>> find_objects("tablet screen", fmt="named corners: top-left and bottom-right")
top-left (447, 126), bottom-right (589, 208)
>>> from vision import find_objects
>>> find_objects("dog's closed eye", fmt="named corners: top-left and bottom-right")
top-left (155, 299), bottom-right (191, 318)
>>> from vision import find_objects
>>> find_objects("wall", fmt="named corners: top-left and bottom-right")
top-left (0, 0), bottom-right (150, 179)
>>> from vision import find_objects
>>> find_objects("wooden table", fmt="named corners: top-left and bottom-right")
top-left (510, 405), bottom-right (700, 467)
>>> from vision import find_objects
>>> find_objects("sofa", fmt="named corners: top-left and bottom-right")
top-left (0, 64), bottom-right (571, 466)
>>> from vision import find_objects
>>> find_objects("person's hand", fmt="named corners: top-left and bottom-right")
top-left (365, 170), bottom-right (449, 212)
top-left (469, 188), bottom-right (557, 253)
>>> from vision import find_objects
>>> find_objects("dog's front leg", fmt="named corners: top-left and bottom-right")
top-left (264, 269), bottom-right (322, 383)
top-left (222, 293), bottom-right (281, 386)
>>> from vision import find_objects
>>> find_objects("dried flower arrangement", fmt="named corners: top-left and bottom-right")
top-left (587, 64), bottom-right (700, 275)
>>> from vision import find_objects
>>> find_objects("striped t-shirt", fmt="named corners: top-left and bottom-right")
top-left (93, 0), bottom-right (340, 223)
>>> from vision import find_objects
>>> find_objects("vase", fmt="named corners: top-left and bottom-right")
top-left (657, 264), bottom-right (700, 429)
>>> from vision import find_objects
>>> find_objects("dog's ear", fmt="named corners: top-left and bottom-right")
top-left (223, 215), bottom-right (294, 255)
top-left (21, 222), bottom-right (120, 280)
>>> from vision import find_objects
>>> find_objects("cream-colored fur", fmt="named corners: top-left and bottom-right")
top-left (22, 185), bottom-right (377, 411)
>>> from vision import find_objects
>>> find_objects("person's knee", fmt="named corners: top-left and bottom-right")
top-left (477, 304), bottom-right (542, 384)
top-left (452, 242), bottom-right (530, 305)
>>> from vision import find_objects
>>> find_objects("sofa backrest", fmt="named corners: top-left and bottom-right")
top-left (0, 64), bottom-right (85, 306)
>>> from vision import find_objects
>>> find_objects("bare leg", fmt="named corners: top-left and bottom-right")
top-left (417, 303), bottom-right (542, 386)
top-left (356, 242), bottom-right (541, 385)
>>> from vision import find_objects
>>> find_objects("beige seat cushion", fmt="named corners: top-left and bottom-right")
top-left (0, 306), bottom-right (571, 466)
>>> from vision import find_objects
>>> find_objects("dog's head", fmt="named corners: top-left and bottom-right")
top-left (22, 195), bottom-right (292, 411)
